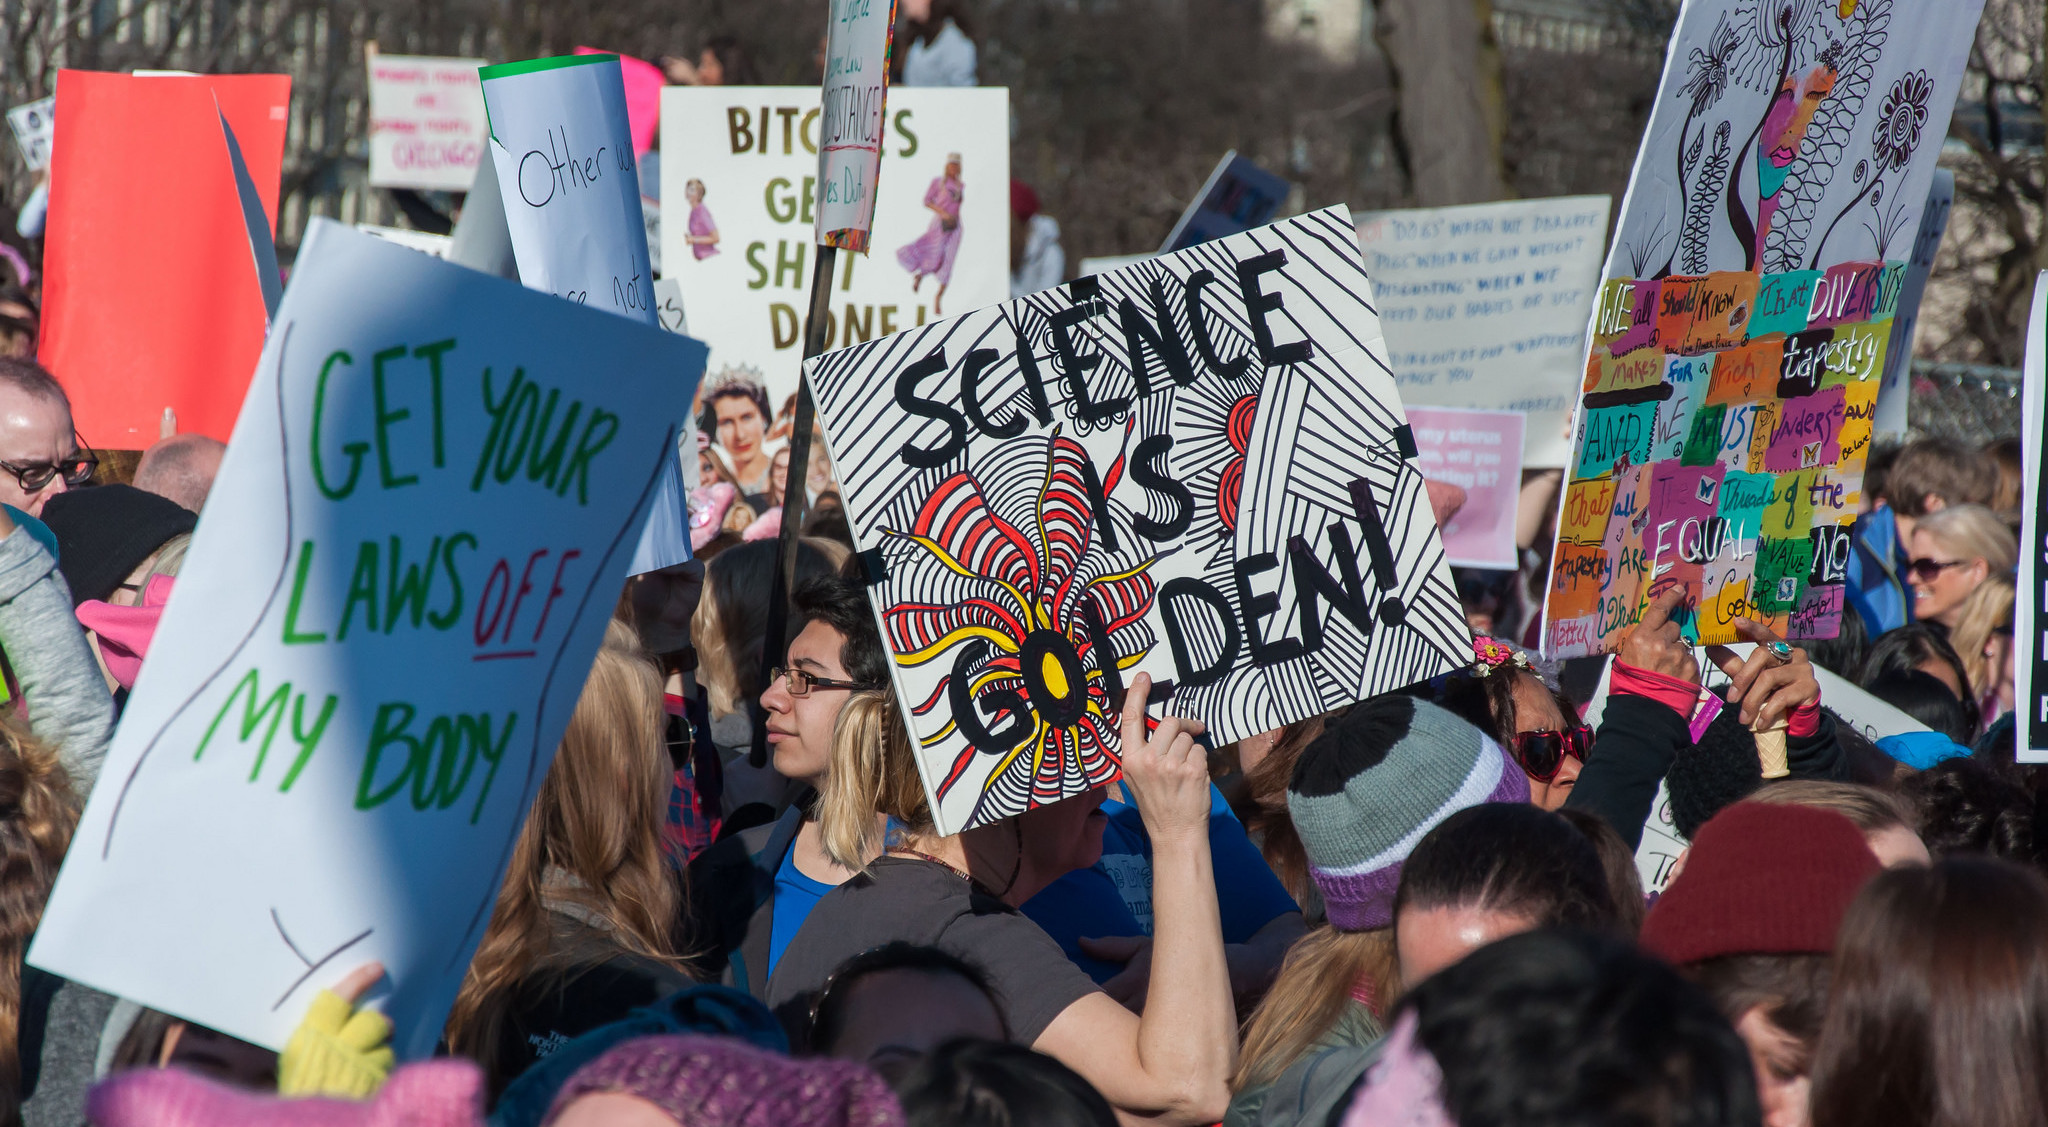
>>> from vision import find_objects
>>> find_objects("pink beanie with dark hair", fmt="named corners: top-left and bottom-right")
top-left (542, 1035), bottom-right (901, 1127)
top-left (87, 1059), bottom-right (485, 1127)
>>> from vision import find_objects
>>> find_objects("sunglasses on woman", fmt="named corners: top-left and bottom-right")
top-left (1511, 723), bottom-right (1593, 783)
top-left (1908, 557), bottom-right (1969, 582)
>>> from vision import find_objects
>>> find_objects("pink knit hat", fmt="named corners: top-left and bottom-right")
top-left (541, 1035), bottom-right (901, 1127)
top-left (87, 1059), bottom-right (485, 1127)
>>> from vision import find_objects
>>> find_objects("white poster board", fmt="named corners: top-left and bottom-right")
top-left (1354, 196), bottom-right (1610, 467)
top-left (1873, 169), bottom-right (1954, 442)
top-left (816, 0), bottom-right (898, 251)
top-left (806, 207), bottom-right (1469, 834)
top-left (660, 86), bottom-right (1008, 485)
top-left (2017, 272), bottom-right (2047, 762)
top-left (481, 54), bottom-right (689, 575)
top-left (30, 220), bottom-right (707, 1057)
top-left (367, 53), bottom-right (488, 192)
top-left (7, 97), bottom-right (54, 171)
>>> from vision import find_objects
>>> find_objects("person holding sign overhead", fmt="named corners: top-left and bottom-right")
top-left (1563, 589), bottom-right (1845, 852)
top-left (763, 578), bottom-right (1232, 1124)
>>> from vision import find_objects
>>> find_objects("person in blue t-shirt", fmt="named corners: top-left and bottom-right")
top-left (1022, 781), bottom-right (1305, 1010)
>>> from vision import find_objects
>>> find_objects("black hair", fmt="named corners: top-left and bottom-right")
top-left (1865, 670), bottom-right (1973, 744)
top-left (1861, 624), bottom-right (1980, 737)
top-left (1396, 929), bottom-right (1761, 1127)
top-left (1803, 607), bottom-right (1868, 682)
top-left (703, 377), bottom-right (773, 428)
top-left (1394, 803), bottom-right (1621, 933)
top-left (1669, 708), bottom-right (1763, 840)
top-left (1898, 757), bottom-right (2042, 865)
top-left (1429, 665), bottom-right (1580, 750)
top-left (810, 943), bottom-right (1007, 1056)
top-left (702, 539), bottom-right (842, 701)
top-left (895, 1039), bottom-right (1116, 1127)
top-left (791, 574), bottom-right (887, 688)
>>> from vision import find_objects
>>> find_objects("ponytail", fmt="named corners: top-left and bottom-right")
top-left (818, 689), bottom-right (931, 871)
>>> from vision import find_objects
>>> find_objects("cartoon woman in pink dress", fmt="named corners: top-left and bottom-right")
top-left (684, 178), bottom-right (720, 260)
top-left (897, 154), bottom-right (964, 314)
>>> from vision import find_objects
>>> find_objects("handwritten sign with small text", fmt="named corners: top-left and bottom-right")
top-left (815, 0), bottom-right (898, 251)
top-left (367, 53), bottom-right (487, 192)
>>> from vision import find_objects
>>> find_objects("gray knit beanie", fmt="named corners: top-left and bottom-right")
top-left (1288, 694), bottom-right (1529, 931)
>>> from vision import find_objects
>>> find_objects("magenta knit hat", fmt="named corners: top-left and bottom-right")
top-left (87, 1059), bottom-right (485, 1127)
top-left (541, 1035), bottom-right (902, 1127)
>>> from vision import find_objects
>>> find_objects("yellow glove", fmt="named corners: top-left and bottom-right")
top-left (278, 983), bottom-right (394, 1098)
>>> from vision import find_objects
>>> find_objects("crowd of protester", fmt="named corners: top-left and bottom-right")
top-left (0, 12), bottom-right (2035, 1125)
top-left (0, 321), bottom-right (2023, 1127)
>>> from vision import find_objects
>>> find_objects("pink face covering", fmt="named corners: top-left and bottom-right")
top-left (76, 573), bottom-right (174, 690)
top-left (1340, 1011), bottom-right (1458, 1127)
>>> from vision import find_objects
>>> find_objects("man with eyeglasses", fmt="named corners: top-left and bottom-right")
top-left (0, 357), bottom-right (95, 517)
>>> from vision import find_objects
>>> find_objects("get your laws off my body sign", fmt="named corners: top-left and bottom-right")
top-left (808, 207), bottom-right (1469, 836)
top-left (30, 221), bottom-right (707, 1058)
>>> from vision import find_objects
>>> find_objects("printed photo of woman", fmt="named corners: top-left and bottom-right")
top-left (684, 178), bottom-right (720, 260)
top-left (897, 153), bottom-right (965, 314)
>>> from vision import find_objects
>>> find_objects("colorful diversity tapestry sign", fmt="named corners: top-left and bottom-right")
top-left (1542, 0), bottom-right (1983, 657)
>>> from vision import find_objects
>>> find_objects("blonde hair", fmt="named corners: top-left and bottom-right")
top-left (817, 689), bottom-right (929, 872)
top-left (1233, 925), bottom-right (1395, 1093)
top-left (1750, 780), bottom-right (1919, 835)
top-left (444, 620), bottom-right (689, 1087)
top-left (1917, 504), bottom-right (2018, 702)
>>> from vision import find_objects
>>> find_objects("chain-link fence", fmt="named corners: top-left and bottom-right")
top-left (1907, 361), bottom-right (2024, 442)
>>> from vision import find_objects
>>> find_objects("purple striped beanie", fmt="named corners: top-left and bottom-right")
top-left (1287, 695), bottom-right (1528, 931)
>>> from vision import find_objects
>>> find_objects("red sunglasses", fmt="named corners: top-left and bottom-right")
top-left (1512, 723), bottom-right (1593, 784)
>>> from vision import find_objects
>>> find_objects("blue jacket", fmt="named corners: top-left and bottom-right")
top-left (1846, 506), bottom-right (1913, 636)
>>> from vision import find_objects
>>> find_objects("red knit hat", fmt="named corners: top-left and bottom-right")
top-left (1640, 801), bottom-right (1882, 966)
top-left (1010, 179), bottom-right (1040, 221)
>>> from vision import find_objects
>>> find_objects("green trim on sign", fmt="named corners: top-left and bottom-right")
top-left (478, 53), bottom-right (617, 80)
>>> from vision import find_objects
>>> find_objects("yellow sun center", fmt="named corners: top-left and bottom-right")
top-left (1041, 651), bottom-right (1071, 699)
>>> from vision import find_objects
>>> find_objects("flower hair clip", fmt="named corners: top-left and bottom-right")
top-left (1472, 636), bottom-right (1534, 678)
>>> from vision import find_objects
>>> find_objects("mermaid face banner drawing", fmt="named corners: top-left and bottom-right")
top-left (807, 208), bottom-right (1469, 835)
top-left (1542, 0), bottom-right (1982, 659)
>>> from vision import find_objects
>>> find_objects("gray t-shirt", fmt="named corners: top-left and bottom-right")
top-left (764, 856), bottom-right (1099, 1047)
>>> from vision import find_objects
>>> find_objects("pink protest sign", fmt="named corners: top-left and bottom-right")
top-left (576, 47), bottom-right (662, 157)
top-left (1407, 407), bottom-right (1525, 570)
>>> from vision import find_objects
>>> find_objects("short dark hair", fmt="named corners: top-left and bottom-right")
top-left (1557, 806), bottom-right (1647, 935)
top-left (1684, 953), bottom-right (1831, 1076)
top-left (1394, 803), bottom-right (1622, 933)
top-left (1883, 438), bottom-right (1997, 516)
top-left (810, 942), bottom-right (1006, 1055)
top-left (895, 1039), bottom-right (1115, 1127)
top-left (1861, 624), bottom-right (1979, 737)
top-left (1898, 758), bottom-right (2039, 864)
top-left (704, 379), bottom-right (772, 427)
top-left (1865, 669), bottom-right (1973, 744)
top-left (791, 574), bottom-right (887, 688)
top-left (0, 357), bottom-right (69, 411)
top-left (1398, 929), bottom-right (1761, 1126)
